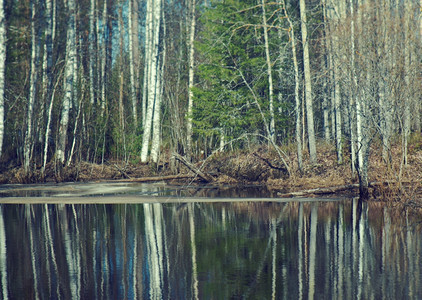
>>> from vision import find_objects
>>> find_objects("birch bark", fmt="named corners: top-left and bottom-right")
top-left (150, 7), bottom-right (166, 163)
top-left (186, 0), bottom-right (196, 159)
top-left (282, 0), bottom-right (302, 170)
top-left (299, 0), bottom-right (317, 164)
top-left (24, 0), bottom-right (39, 173)
top-left (142, 0), bottom-right (153, 126)
top-left (403, 0), bottom-right (411, 166)
top-left (128, 0), bottom-right (138, 126)
top-left (89, 0), bottom-right (95, 105)
top-left (261, 0), bottom-right (275, 144)
top-left (41, 0), bottom-right (54, 176)
top-left (57, 0), bottom-right (76, 165)
top-left (141, 0), bottom-right (162, 163)
top-left (0, 0), bottom-right (5, 157)
top-left (100, 0), bottom-right (107, 111)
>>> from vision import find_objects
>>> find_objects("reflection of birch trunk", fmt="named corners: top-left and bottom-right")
top-left (382, 206), bottom-right (390, 298)
top-left (406, 210), bottom-right (414, 298)
top-left (337, 204), bottom-right (344, 299)
top-left (298, 203), bottom-right (304, 299)
top-left (308, 204), bottom-right (317, 300)
top-left (0, 206), bottom-right (8, 300)
top-left (64, 204), bottom-right (81, 298)
top-left (188, 203), bottom-right (199, 300)
top-left (324, 216), bottom-right (331, 294)
top-left (144, 203), bottom-right (165, 299)
top-left (271, 218), bottom-right (277, 300)
top-left (43, 204), bottom-right (60, 297)
top-left (26, 205), bottom-right (40, 300)
top-left (357, 202), bottom-right (365, 299)
top-left (352, 198), bottom-right (359, 295)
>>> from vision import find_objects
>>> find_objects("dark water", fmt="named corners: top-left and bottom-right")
top-left (0, 199), bottom-right (421, 299)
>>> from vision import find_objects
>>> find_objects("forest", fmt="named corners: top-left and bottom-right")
top-left (0, 0), bottom-right (420, 200)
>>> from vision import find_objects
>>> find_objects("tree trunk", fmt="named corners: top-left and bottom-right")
top-left (150, 8), bottom-right (166, 164)
top-left (348, 0), bottom-right (357, 174)
top-left (141, 0), bottom-right (163, 163)
top-left (186, 0), bottom-right (196, 159)
top-left (89, 0), bottom-right (95, 106)
top-left (100, 0), bottom-right (107, 112)
top-left (403, 0), bottom-right (411, 167)
top-left (142, 0), bottom-right (153, 126)
top-left (0, 0), bottom-right (5, 158)
top-left (41, 0), bottom-right (54, 177)
top-left (57, 0), bottom-right (76, 165)
top-left (128, 0), bottom-right (138, 126)
top-left (282, 0), bottom-right (302, 171)
top-left (261, 0), bottom-right (275, 144)
top-left (118, 1), bottom-right (126, 160)
top-left (299, 0), bottom-right (317, 164)
top-left (24, 0), bottom-right (40, 174)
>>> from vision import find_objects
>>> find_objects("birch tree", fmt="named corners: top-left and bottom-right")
top-left (89, 0), bottom-right (95, 106)
top-left (41, 0), bottom-right (55, 176)
top-left (141, 0), bottom-right (163, 163)
top-left (57, 0), bottom-right (76, 165)
top-left (261, 0), bottom-right (275, 144)
top-left (186, 0), bottom-right (196, 159)
top-left (281, 0), bottom-right (302, 171)
top-left (299, 0), bottom-right (317, 164)
top-left (0, 0), bottom-right (5, 158)
top-left (24, 0), bottom-right (40, 174)
top-left (128, 0), bottom-right (138, 126)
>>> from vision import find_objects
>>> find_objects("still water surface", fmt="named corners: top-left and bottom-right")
top-left (0, 184), bottom-right (421, 299)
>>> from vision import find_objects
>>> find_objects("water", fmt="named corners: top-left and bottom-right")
top-left (0, 184), bottom-right (421, 299)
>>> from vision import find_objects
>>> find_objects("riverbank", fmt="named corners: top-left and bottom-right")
top-left (1, 139), bottom-right (421, 206)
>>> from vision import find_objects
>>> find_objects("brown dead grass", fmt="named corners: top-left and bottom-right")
top-left (0, 135), bottom-right (421, 206)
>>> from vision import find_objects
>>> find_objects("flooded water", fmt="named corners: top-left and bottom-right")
top-left (0, 184), bottom-right (421, 299)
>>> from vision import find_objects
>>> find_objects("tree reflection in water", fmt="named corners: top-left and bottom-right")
top-left (0, 199), bottom-right (421, 299)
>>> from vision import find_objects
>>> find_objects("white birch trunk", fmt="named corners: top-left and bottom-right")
top-left (128, 0), bottom-right (138, 126)
top-left (282, 0), bottom-right (302, 170)
top-left (41, 0), bottom-right (54, 176)
top-left (89, 0), bottom-right (95, 105)
top-left (321, 1), bottom-right (331, 142)
top-left (150, 8), bottom-right (166, 164)
top-left (349, 0), bottom-right (357, 174)
top-left (0, 0), bottom-right (5, 158)
top-left (321, 0), bottom-right (330, 142)
top-left (100, 0), bottom-right (107, 111)
top-left (261, 0), bottom-right (275, 143)
top-left (57, 0), bottom-right (76, 165)
top-left (118, 2), bottom-right (126, 160)
top-left (403, 1), bottom-right (411, 167)
top-left (299, 0), bottom-right (317, 164)
top-left (186, 0), bottom-right (196, 158)
top-left (332, 0), bottom-right (343, 165)
top-left (142, 0), bottom-right (153, 126)
top-left (141, 0), bottom-right (162, 163)
top-left (24, 0), bottom-right (39, 174)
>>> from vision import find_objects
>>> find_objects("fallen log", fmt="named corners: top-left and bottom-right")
top-left (111, 174), bottom-right (194, 183)
top-left (173, 153), bottom-right (215, 183)
top-left (278, 184), bottom-right (359, 198)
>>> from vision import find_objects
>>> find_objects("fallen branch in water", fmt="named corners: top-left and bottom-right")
top-left (112, 174), bottom-right (194, 183)
top-left (278, 184), bottom-right (359, 198)
top-left (277, 181), bottom-right (419, 198)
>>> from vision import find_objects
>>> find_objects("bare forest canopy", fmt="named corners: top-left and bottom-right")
top-left (0, 0), bottom-right (420, 198)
